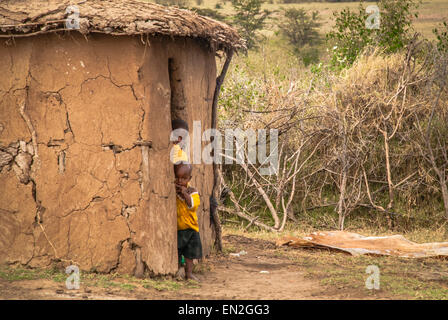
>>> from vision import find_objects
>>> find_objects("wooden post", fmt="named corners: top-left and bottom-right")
top-left (210, 49), bottom-right (234, 251)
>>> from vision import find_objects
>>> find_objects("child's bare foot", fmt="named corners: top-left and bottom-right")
top-left (184, 258), bottom-right (199, 281)
top-left (176, 267), bottom-right (186, 280)
top-left (186, 273), bottom-right (200, 282)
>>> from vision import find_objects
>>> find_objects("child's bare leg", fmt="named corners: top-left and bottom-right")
top-left (175, 254), bottom-right (185, 279)
top-left (185, 258), bottom-right (199, 281)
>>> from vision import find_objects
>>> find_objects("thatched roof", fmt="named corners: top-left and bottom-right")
top-left (0, 0), bottom-right (245, 51)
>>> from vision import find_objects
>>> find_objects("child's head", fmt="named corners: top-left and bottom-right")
top-left (171, 119), bottom-right (189, 145)
top-left (174, 162), bottom-right (192, 187)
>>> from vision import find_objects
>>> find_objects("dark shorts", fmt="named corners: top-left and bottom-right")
top-left (178, 229), bottom-right (202, 264)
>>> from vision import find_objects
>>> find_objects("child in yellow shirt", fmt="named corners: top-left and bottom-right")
top-left (174, 162), bottom-right (202, 281)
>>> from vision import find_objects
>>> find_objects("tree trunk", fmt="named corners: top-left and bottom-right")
top-left (382, 129), bottom-right (394, 229)
top-left (441, 180), bottom-right (448, 219)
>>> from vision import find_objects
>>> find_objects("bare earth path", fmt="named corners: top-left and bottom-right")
top-left (0, 234), bottom-right (357, 300)
top-left (180, 235), bottom-right (331, 300)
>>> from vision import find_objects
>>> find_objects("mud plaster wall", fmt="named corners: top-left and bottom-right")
top-left (0, 33), bottom-right (216, 275)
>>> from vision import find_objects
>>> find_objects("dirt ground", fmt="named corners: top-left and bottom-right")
top-left (0, 234), bottom-right (398, 300)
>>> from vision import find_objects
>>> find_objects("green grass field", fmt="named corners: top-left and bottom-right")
top-left (188, 0), bottom-right (448, 39)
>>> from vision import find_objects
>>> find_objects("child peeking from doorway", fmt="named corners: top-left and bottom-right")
top-left (174, 161), bottom-right (202, 281)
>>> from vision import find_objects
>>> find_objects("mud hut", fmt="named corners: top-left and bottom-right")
top-left (0, 0), bottom-right (243, 276)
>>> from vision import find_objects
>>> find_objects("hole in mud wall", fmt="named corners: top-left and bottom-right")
top-left (168, 58), bottom-right (188, 122)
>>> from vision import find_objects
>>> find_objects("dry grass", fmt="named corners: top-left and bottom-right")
top-left (0, 264), bottom-right (200, 293)
top-left (220, 38), bottom-right (448, 231)
top-left (223, 226), bottom-right (448, 299)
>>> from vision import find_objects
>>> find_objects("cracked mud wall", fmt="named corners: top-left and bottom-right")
top-left (0, 33), bottom-right (216, 275)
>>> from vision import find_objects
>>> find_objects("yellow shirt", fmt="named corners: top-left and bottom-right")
top-left (176, 191), bottom-right (200, 232)
top-left (171, 143), bottom-right (189, 164)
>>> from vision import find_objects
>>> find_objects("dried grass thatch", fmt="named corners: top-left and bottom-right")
top-left (0, 0), bottom-right (245, 51)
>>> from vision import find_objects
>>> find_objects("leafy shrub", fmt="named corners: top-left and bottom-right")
top-left (231, 0), bottom-right (270, 50)
top-left (375, 0), bottom-right (419, 52)
top-left (326, 0), bottom-right (420, 68)
top-left (434, 21), bottom-right (448, 52)
top-left (278, 8), bottom-right (322, 55)
top-left (326, 5), bottom-right (373, 68)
